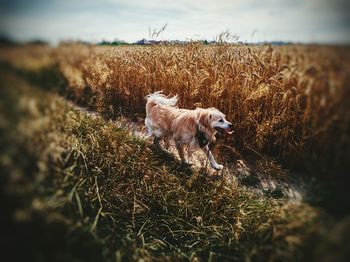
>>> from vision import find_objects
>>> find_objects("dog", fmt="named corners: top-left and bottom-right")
top-left (145, 91), bottom-right (233, 170)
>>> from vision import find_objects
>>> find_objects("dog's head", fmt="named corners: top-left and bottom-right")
top-left (199, 108), bottom-right (234, 135)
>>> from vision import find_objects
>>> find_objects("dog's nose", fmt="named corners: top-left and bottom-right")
top-left (228, 123), bottom-right (233, 129)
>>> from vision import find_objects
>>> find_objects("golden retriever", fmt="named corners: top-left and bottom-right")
top-left (145, 91), bottom-right (233, 170)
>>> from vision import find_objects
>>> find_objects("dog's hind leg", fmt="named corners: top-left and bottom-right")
top-left (144, 117), bottom-right (154, 138)
top-left (153, 129), bottom-right (164, 147)
top-left (153, 136), bottom-right (161, 147)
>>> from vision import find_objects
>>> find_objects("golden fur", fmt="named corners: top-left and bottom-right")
top-left (145, 92), bottom-right (233, 170)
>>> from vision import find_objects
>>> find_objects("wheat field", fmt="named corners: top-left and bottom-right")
top-left (1, 43), bottom-right (349, 173)
top-left (50, 43), bottom-right (350, 173)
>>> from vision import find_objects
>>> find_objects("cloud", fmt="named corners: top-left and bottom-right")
top-left (0, 0), bottom-right (349, 43)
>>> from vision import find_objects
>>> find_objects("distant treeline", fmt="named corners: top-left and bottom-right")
top-left (0, 35), bottom-right (295, 47)
top-left (0, 36), bottom-right (49, 47)
top-left (98, 39), bottom-right (293, 46)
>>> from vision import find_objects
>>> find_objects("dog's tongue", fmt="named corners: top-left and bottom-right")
top-left (225, 127), bottom-right (234, 134)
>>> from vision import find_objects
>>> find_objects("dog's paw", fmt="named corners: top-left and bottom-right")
top-left (182, 160), bottom-right (194, 166)
top-left (213, 164), bottom-right (223, 170)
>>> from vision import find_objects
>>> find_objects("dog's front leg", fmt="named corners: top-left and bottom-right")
top-left (184, 141), bottom-right (196, 165)
top-left (176, 142), bottom-right (187, 164)
top-left (202, 145), bottom-right (223, 170)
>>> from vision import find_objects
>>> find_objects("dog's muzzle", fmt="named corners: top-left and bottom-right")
top-left (215, 124), bottom-right (234, 135)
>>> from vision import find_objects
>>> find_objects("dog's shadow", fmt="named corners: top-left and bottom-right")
top-left (148, 144), bottom-right (226, 184)
top-left (149, 144), bottom-right (194, 177)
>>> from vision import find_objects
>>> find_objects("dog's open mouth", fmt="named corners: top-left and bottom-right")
top-left (215, 126), bottom-right (234, 135)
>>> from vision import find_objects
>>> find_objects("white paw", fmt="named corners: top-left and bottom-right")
top-left (186, 161), bottom-right (194, 166)
top-left (182, 160), bottom-right (194, 166)
top-left (213, 164), bottom-right (223, 170)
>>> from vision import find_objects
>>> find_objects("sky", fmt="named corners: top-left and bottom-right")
top-left (0, 0), bottom-right (349, 44)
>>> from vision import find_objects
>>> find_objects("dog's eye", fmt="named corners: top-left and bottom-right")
top-left (219, 118), bottom-right (224, 123)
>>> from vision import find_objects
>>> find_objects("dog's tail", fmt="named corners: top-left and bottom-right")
top-left (145, 91), bottom-right (178, 114)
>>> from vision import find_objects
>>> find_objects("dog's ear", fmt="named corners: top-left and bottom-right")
top-left (198, 111), bottom-right (206, 124)
top-left (199, 111), bottom-right (210, 129)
